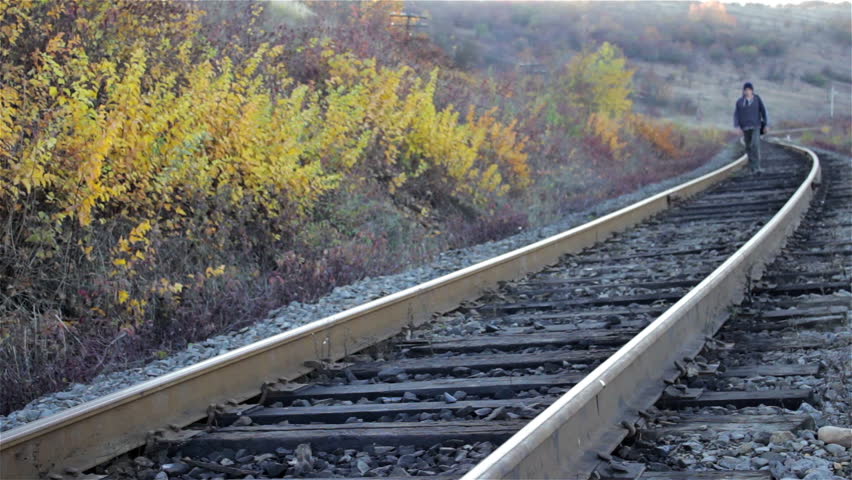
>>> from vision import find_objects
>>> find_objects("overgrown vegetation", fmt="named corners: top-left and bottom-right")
top-left (424, 1), bottom-right (797, 71)
top-left (802, 71), bottom-right (830, 88)
top-left (0, 0), bottom-right (723, 414)
top-left (780, 117), bottom-right (852, 154)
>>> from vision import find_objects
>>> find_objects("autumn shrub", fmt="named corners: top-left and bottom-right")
top-left (632, 115), bottom-right (683, 159)
top-left (443, 204), bottom-right (529, 249)
top-left (0, 0), bottom-right (529, 413)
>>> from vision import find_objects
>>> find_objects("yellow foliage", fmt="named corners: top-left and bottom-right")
top-left (1, 0), bottom-right (528, 325)
top-left (326, 54), bottom-right (528, 203)
top-left (588, 113), bottom-right (627, 158)
top-left (129, 221), bottom-right (152, 245)
top-left (205, 265), bottom-right (226, 278)
top-left (564, 42), bottom-right (634, 120)
top-left (544, 42), bottom-right (634, 157)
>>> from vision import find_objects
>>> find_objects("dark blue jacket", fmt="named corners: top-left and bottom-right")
top-left (733, 94), bottom-right (768, 130)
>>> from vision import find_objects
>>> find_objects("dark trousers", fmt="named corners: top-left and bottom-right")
top-left (743, 128), bottom-right (761, 172)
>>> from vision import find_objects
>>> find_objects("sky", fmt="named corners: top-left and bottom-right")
top-left (416, 0), bottom-right (852, 5)
top-left (657, 0), bottom-right (848, 4)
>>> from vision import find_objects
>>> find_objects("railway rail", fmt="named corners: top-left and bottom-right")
top-left (0, 139), bottom-right (840, 480)
top-left (598, 149), bottom-right (851, 480)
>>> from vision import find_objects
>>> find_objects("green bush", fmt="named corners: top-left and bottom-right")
top-left (766, 62), bottom-right (788, 83)
top-left (821, 66), bottom-right (852, 84)
top-left (708, 44), bottom-right (727, 63)
top-left (802, 71), bottom-right (829, 88)
top-left (734, 45), bottom-right (759, 61)
top-left (657, 42), bottom-right (692, 65)
top-left (759, 38), bottom-right (787, 57)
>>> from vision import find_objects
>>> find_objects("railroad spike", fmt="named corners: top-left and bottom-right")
top-left (144, 430), bottom-right (157, 453)
top-left (609, 460), bottom-right (629, 472)
top-left (621, 419), bottom-right (637, 437)
top-left (206, 404), bottom-right (217, 426)
top-left (258, 382), bottom-right (271, 405)
top-left (304, 359), bottom-right (325, 370)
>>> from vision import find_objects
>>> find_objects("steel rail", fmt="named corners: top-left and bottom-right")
top-left (0, 153), bottom-right (748, 478)
top-left (461, 139), bottom-right (821, 480)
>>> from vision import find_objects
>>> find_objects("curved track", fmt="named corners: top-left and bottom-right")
top-left (1, 140), bottom-right (837, 480)
top-left (598, 148), bottom-right (850, 480)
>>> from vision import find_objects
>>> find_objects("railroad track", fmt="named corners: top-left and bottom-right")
top-left (0, 139), bottom-right (838, 480)
top-left (601, 149), bottom-right (851, 480)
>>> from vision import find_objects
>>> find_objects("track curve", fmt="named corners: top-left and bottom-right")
top-left (0, 139), bottom-right (831, 480)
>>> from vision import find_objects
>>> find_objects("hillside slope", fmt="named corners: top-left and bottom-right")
top-left (418, 0), bottom-right (852, 128)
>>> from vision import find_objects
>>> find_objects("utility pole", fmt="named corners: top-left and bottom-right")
top-left (829, 83), bottom-right (837, 118)
top-left (696, 93), bottom-right (708, 122)
top-left (389, 11), bottom-right (428, 40)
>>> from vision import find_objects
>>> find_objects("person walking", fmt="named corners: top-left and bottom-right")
top-left (733, 82), bottom-right (769, 173)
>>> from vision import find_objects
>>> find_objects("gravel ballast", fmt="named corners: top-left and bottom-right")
top-left (0, 145), bottom-right (744, 432)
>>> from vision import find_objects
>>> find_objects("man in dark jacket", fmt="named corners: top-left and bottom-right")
top-left (733, 82), bottom-right (768, 173)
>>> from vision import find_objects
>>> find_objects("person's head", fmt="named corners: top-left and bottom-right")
top-left (742, 82), bottom-right (754, 98)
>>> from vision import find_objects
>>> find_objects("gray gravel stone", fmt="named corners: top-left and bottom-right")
top-left (356, 459), bottom-right (370, 475)
top-left (818, 426), bottom-right (852, 448)
top-left (161, 462), bottom-right (190, 475)
top-left (770, 431), bottom-right (796, 444)
top-left (802, 468), bottom-right (837, 480)
top-left (402, 391), bottom-right (418, 401)
top-left (824, 443), bottom-right (846, 456)
top-left (261, 461), bottom-right (287, 477)
top-left (397, 454), bottom-right (417, 468)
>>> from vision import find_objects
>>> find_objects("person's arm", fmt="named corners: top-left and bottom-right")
top-left (733, 101), bottom-right (740, 129)
top-left (758, 96), bottom-right (768, 126)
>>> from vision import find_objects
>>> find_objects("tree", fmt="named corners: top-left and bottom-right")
top-left (564, 42), bottom-right (634, 120)
top-left (543, 42), bottom-right (634, 157)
